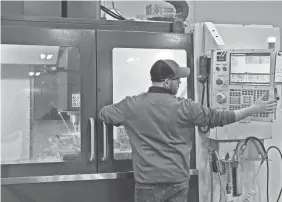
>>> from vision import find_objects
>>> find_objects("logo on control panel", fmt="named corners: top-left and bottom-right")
top-left (216, 51), bottom-right (227, 62)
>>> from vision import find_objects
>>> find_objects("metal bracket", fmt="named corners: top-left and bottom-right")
top-left (204, 22), bottom-right (225, 46)
top-left (275, 51), bottom-right (282, 84)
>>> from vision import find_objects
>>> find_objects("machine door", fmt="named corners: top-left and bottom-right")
top-left (1, 25), bottom-right (97, 178)
top-left (96, 30), bottom-right (195, 173)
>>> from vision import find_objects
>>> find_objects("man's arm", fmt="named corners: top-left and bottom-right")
top-left (179, 95), bottom-right (277, 128)
top-left (233, 97), bottom-right (277, 121)
top-left (99, 98), bottom-right (127, 126)
top-left (179, 100), bottom-right (235, 128)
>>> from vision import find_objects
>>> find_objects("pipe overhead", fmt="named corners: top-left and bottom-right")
top-left (165, 1), bottom-right (189, 20)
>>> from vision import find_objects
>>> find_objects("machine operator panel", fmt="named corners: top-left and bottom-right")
top-left (211, 49), bottom-right (276, 122)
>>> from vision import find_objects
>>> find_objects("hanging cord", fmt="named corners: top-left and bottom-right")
top-left (209, 150), bottom-right (225, 202)
top-left (215, 151), bottom-right (225, 202)
top-left (199, 78), bottom-right (211, 133)
top-left (210, 154), bottom-right (214, 202)
top-left (266, 146), bottom-right (282, 202)
top-left (198, 56), bottom-right (211, 134)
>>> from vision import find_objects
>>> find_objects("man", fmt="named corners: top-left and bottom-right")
top-left (99, 59), bottom-right (277, 202)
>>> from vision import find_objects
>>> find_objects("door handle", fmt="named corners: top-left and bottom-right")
top-left (89, 117), bottom-right (95, 162)
top-left (102, 122), bottom-right (108, 161)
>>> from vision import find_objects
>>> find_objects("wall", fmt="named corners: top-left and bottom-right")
top-left (0, 1), bottom-right (62, 17)
top-left (0, 1), bottom-right (100, 19)
top-left (193, 1), bottom-right (282, 50)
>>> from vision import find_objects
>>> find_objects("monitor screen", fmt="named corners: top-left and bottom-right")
top-left (230, 53), bottom-right (271, 84)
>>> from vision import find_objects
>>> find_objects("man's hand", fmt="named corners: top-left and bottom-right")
top-left (251, 93), bottom-right (278, 113)
top-left (234, 93), bottom-right (278, 122)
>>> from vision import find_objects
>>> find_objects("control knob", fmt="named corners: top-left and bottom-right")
top-left (216, 93), bottom-right (226, 104)
top-left (216, 79), bottom-right (224, 85)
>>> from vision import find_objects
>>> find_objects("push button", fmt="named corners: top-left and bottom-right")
top-left (216, 79), bottom-right (224, 85)
top-left (216, 93), bottom-right (226, 104)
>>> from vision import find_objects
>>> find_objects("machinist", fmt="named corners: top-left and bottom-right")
top-left (99, 59), bottom-right (277, 202)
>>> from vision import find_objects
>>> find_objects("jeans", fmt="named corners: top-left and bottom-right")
top-left (134, 181), bottom-right (189, 202)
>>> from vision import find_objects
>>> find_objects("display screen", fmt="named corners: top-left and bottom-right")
top-left (230, 53), bottom-right (271, 84)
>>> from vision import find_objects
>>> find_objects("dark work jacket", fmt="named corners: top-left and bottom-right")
top-left (99, 86), bottom-right (235, 184)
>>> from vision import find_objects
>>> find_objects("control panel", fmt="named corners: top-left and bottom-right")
top-left (210, 49), bottom-right (276, 122)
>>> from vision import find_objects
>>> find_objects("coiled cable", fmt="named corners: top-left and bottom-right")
top-left (243, 189), bottom-right (258, 202)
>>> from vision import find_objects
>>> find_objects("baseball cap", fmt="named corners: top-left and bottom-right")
top-left (150, 59), bottom-right (190, 82)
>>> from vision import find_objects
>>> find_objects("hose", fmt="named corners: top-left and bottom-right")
top-left (210, 137), bottom-right (281, 202)
top-left (235, 137), bottom-right (267, 202)
top-left (237, 137), bottom-right (282, 202)
top-left (243, 136), bottom-right (268, 156)
top-left (266, 146), bottom-right (282, 202)
top-left (165, 1), bottom-right (189, 20)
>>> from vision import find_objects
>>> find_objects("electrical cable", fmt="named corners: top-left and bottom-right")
top-left (210, 154), bottom-right (214, 202)
top-left (206, 78), bottom-right (210, 107)
top-left (266, 146), bottom-right (282, 202)
top-left (235, 137), bottom-right (267, 202)
top-left (111, 0), bottom-right (125, 20)
top-left (101, 5), bottom-right (123, 20)
top-left (100, 5), bottom-right (125, 20)
top-left (210, 150), bottom-right (225, 202)
top-left (217, 173), bottom-right (224, 202)
top-left (243, 137), bottom-right (268, 156)
top-left (233, 140), bottom-right (245, 161)
top-left (237, 137), bottom-right (281, 202)
top-left (214, 151), bottom-right (225, 202)
top-left (201, 83), bottom-right (206, 106)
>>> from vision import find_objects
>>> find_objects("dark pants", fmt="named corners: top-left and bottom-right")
top-left (134, 181), bottom-right (189, 202)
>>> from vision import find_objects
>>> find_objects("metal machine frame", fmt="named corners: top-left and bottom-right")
top-left (189, 22), bottom-right (281, 202)
top-left (1, 15), bottom-right (198, 202)
top-left (2, 14), bottom-right (281, 202)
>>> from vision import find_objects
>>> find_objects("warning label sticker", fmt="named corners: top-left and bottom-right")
top-left (72, 93), bottom-right (80, 108)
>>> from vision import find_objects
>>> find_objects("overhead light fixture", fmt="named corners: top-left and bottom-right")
top-left (40, 54), bottom-right (47, 60)
top-left (40, 53), bottom-right (54, 60)
top-left (267, 36), bottom-right (276, 43)
top-left (267, 36), bottom-right (276, 49)
top-left (46, 54), bottom-right (53, 60)
top-left (35, 72), bottom-right (41, 76)
top-left (29, 72), bottom-right (35, 76)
